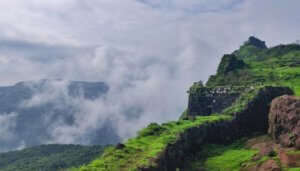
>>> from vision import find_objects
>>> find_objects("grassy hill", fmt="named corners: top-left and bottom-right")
top-left (207, 37), bottom-right (300, 95)
top-left (0, 144), bottom-right (105, 171)
top-left (71, 37), bottom-right (300, 171)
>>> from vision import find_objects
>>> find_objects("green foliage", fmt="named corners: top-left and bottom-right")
top-left (76, 115), bottom-right (232, 171)
top-left (287, 168), bottom-right (300, 171)
top-left (235, 45), bottom-right (264, 59)
top-left (137, 123), bottom-right (166, 137)
top-left (204, 148), bottom-right (257, 171)
top-left (0, 144), bottom-right (105, 171)
top-left (185, 139), bottom-right (257, 171)
top-left (217, 54), bottom-right (246, 74)
top-left (287, 150), bottom-right (300, 155)
top-left (185, 137), bottom-right (300, 171)
top-left (206, 43), bottom-right (300, 96)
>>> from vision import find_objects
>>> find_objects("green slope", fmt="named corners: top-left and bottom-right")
top-left (0, 144), bottom-right (105, 171)
top-left (183, 140), bottom-right (258, 171)
top-left (73, 37), bottom-right (300, 171)
top-left (207, 39), bottom-right (300, 95)
top-left (74, 115), bottom-right (231, 171)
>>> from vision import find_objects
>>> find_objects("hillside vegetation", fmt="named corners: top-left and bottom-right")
top-left (0, 144), bottom-right (105, 171)
top-left (207, 36), bottom-right (300, 95)
top-left (73, 37), bottom-right (300, 171)
top-left (75, 115), bottom-right (232, 171)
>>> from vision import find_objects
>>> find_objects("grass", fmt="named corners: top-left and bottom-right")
top-left (76, 115), bottom-right (232, 171)
top-left (287, 169), bottom-right (300, 171)
top-left (284, 168), bottom-right (300, 171)
top-left (185, 140), bottom-right (258, 171)
top-left (204, 148), bottom-right (257, 171)
top-left (287, 150), bottom-right (300, 155)
top-left (206, 43), bottom-right (300, 96)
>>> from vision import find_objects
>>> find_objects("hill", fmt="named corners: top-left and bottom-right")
top-left (0, 79), bottom-right (121, 152)
top-left (206, 36), bottom-right (300, 95)
top-left (0, 144), bottom-right (105, 171)
top-left (71, 37), bottom-right (300, 171)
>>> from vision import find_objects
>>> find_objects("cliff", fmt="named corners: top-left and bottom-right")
top-left (73, 37), bottom-right (300, 171)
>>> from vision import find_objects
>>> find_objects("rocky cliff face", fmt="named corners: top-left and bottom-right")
top-left (269, 95), bottom-right (300, 149)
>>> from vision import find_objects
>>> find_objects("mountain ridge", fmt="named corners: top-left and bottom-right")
top-left (72, 37), bottom-right (300, 171)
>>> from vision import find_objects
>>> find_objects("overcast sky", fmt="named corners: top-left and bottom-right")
top-left (0, 0), bottom-right (300, 146)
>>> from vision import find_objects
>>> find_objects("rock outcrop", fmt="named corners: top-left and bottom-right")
top-left (268, 95), bottom-right (300, 149)
top-left (244, 36), bottom-right (268, 49)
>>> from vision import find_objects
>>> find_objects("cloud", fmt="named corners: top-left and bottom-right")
top-left (0, 0), bottom-right (300, 151)
top-left (137, 0), bottom-right (243, 12)
top-left (0, 113), bottom-right (18, 142)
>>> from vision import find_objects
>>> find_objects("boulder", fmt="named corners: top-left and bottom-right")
top-left (268, 95), bottom-right (300, 148)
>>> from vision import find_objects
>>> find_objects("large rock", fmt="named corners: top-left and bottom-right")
top-left (268, 95), bottom-right (300, 149)
top-left (244, 36), bottom-right (267, 49)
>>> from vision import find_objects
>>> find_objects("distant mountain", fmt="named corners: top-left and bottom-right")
top-left (0, 79), bottom-right (121, 152)
top-left (0, 144), bottom-right (105, 171)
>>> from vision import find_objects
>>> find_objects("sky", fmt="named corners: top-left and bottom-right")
top-left (0, 0), bottom-right (300, 149)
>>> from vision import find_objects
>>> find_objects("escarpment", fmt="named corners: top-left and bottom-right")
top-left (74, 37), bottom-right (300, 171)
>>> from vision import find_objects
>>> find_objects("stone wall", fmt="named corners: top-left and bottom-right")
top-left (187, 86), bottom-right (241, 117)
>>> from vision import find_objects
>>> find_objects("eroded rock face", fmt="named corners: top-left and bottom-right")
top-left (268, 95), bottom-right (300, 149)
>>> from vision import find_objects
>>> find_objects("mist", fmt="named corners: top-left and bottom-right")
top-left (0, 0), bottom-right (300, 151)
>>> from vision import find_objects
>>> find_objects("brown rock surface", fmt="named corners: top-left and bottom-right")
top-left (258, 160), bottom-right (281, 171)
top-left (242, 159), bottom-right (280, 171)
top-left (279, 150), bottom-right (300, 167)
top-left (268, 95), bottom-right (300, 149)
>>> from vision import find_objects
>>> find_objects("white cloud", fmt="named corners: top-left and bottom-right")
top-left (21, 80), bottom-right (70, 108)
top-left (138, 0), bottom-right (242, 12)
top-left (0, 113), bottom-right (18, 142)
